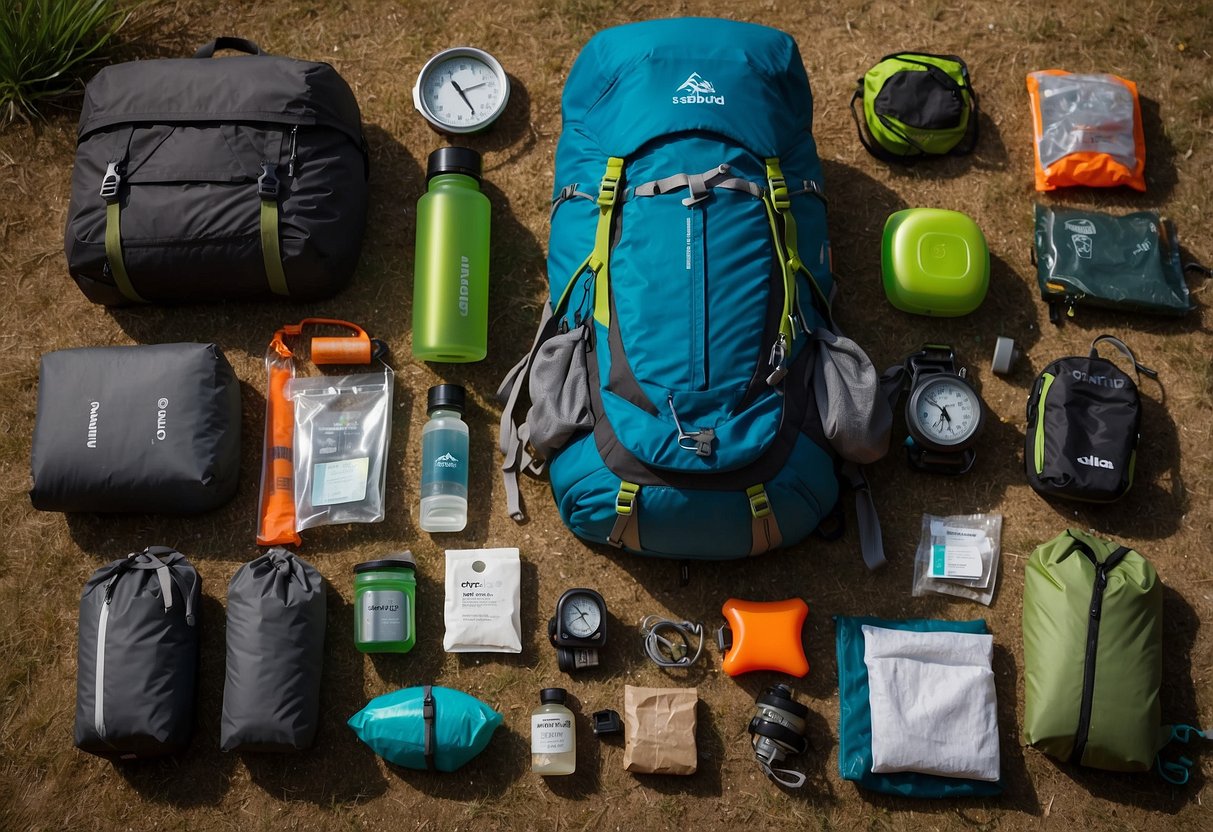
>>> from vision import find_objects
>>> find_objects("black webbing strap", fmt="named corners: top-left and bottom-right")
top-left (422, 685), bottom-right (436, 770)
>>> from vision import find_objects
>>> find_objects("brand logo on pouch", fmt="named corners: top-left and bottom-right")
top-left (458, 256), bottom-right (470, 317)
top-left (86, 401), bottom-right (100, 448)
top-left (1064, 219), bottom-right (1097, 235)
top-left (154, 397), bottom-right (169, 441)
top-left (1070, 369), bottom-right (1126, 389)
top-left (435, 452), bottom-right (459, 469)
top-left (1078, 454), bottom-right (1115, 470)
top-left (368, 603), bottom-right (400, 612)
top-left (673, 72), bottom-right (725, 105)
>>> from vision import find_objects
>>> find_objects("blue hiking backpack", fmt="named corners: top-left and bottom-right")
top-left (499, 18), bottom-right (890, 564)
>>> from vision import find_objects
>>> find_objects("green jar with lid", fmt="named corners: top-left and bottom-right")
top-left (354, 553), bottom-right (416, 653)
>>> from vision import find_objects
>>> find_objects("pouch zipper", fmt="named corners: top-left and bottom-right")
top-left (1071, 544), bottom-right (1131, 765)
top-left (288, 126), bottom-right (298, 176)
top-left (94, 577), bottom-right (118, 739)
top-left (1032, 372), bottom-right (1055, 475)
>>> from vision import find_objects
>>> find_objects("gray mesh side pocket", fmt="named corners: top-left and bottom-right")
top-left (527, 324), bottom-right (593, 460)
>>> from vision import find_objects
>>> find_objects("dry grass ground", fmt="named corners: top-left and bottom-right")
top-left (1, 0), bottom-right (1211, 829)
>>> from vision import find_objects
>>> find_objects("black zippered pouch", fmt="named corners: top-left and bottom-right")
top-left (1024, 335), bottom-right (1155, 502)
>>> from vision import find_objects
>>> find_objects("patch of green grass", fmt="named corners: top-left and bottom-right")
top-left (0, 0), bottom-right (129, 123)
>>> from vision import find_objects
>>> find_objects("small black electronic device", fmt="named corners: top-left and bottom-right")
top-left (902, 345), bottom-right (984, 474)
top-left (749, 684), bottom-right (810, 789)
top-left (548, 588), bottom-right (607, 672)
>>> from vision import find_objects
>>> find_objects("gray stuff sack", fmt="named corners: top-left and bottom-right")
top-left (221, 548), bottom-right (326, 752)
top-left (75, 547), bottom-right (200, 760)
top-left (30, 342), bottom-right (242, 514)
top-left (812, 327), bottom-right (892, 464)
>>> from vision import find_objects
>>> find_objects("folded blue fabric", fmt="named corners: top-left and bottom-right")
top-left (835, 615), bottom-right (1004, 797)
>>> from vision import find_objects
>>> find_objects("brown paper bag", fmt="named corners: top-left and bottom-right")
top-left (623, 685), bottom-right (698, 775)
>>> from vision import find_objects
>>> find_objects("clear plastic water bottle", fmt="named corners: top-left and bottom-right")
top-left (419, 384), bottom-right (468, 532)
top-left (412, 147), bottom-right (491, 363)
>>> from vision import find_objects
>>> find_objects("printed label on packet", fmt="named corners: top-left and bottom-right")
top-left (929, 524), bottom-right (987, 580)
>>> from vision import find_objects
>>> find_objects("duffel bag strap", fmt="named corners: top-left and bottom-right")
top-left (258, 162), bottom-right (290, 296)
top-left (100, 126), bottom-right (146, 303)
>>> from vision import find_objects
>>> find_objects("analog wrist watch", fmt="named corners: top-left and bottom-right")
top-left (903, 345), bottom-right (984, 474)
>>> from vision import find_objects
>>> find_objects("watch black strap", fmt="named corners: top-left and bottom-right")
top-left (906, 444), bottom-right (976, 475)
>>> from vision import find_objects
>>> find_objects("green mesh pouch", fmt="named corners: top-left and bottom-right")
top-left (850, 52), bottom-right (977, 162)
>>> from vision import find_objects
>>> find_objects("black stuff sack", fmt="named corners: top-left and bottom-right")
top-left (75, 547), bottom-right (201, 760)
top-left (30, 343), bottom-right (241, 514)
top-left (1025, 335), bottom-right (1156, 502)
top-left (221, 548), bottom-right (327, 752)
top-left (64, 37), bottom-right (369, 305)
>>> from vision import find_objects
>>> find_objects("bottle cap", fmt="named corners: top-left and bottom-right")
top-left (540, 687), bottom-right (567, 704)
top-left (426, 146), bottom-right (482, 184)
top-left (427, 384), bottom-right (466, 415)
top-left (354, 552), bottom-right (416, 574)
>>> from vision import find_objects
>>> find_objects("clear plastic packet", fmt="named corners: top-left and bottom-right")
top-left (289, 366), bottom-right (394, 531)
top-left (912, 513), bottom-right (1002, 606)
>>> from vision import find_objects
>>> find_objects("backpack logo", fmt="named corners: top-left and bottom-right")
top-left (154, 397), bottom-right (169, 442)
top-left (1077, 454), bottom-right (1115, 470)
top-left (435, 452), bottom-right (459, 468)
top-left (673, 73), bottom-right (725, 105)
top-left (1069, 369), bottom-right (1125, 389)
top-left (86, 400), bottom-right (100, 448)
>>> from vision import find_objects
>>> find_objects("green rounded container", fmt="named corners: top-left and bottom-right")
top-left (881, 208), bottom-right (989, 317)
top-left (354, 554), bottom-right (417, 654)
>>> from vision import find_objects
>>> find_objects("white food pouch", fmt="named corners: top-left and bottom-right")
top-left (443, 548), bottom-right (523, 653)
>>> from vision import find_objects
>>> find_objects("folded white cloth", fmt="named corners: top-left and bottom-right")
top-left (862, 625), bottom-right (1000, 781)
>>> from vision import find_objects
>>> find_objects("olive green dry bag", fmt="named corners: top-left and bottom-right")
top-left (850, 52), bottom-right (977, 162)
top-left (1022, 530), bottom-right (1177, 774)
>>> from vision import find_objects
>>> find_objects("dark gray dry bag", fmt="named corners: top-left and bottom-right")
top-left (64, 37), bottom-right (369, 305)
top-left (30, 342), bottom-right (241, 514)
top-left (221, 548), bottom-right (326, 752)
top-left (75, 547), bottom-right (201, 760)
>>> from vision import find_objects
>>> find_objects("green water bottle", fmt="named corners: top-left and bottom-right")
top-left (412, 147), bottom-right (491, 362)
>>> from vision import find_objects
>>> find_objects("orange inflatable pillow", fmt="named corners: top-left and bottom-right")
top-left (719, 597), bottom-right (809, 677)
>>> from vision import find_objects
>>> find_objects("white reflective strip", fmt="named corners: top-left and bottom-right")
top-left (94, 602), bottom-right (109, 739)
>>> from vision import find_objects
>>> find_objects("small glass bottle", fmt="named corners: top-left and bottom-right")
top-left (531, 688), bottom-right (576, 775)
top-left (419, 384), bottom-right (468, 532)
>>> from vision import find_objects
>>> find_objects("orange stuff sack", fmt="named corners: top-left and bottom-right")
top-left (1027, 70), bottom-right (1145, 192)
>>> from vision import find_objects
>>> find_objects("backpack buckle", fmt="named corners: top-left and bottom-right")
top-left (258, 162), bottom-right (280, 199)
top-left (99, 162), bottom-right (123, 202)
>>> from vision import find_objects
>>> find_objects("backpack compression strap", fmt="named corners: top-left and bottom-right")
top-left (591, 157), bottom-right (624, 327)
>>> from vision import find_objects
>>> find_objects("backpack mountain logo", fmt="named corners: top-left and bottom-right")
top-left (673, 72), bottom-right (724, 105)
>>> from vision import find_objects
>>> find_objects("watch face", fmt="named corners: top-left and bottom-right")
top-left (561, 591), bottom-right (603, 639)
top-left (413, 48), bottom-right (510, 134)
top-left (907, 375), bottom-right (983, 450)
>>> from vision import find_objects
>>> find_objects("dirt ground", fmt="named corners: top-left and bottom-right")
top-left (1, 0), bottom-right (1211, 830)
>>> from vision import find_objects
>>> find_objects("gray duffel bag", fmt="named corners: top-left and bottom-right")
top-left (221, 548), bottom-right (326, 752)
top-left (64, 36), bottom-right (369, 305)
top-left (75, 547), bottom-right (201, 760)
top-left (30, 342), bottom-right (241, 514)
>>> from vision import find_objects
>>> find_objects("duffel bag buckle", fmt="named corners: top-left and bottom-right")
top-left (258, 162), bottom-right (280, 199)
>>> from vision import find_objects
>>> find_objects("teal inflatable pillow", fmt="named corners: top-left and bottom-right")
top-left (835, 615), bottom-right (1004, 797)
top-left (348, 686), bottom-right (503, 771)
